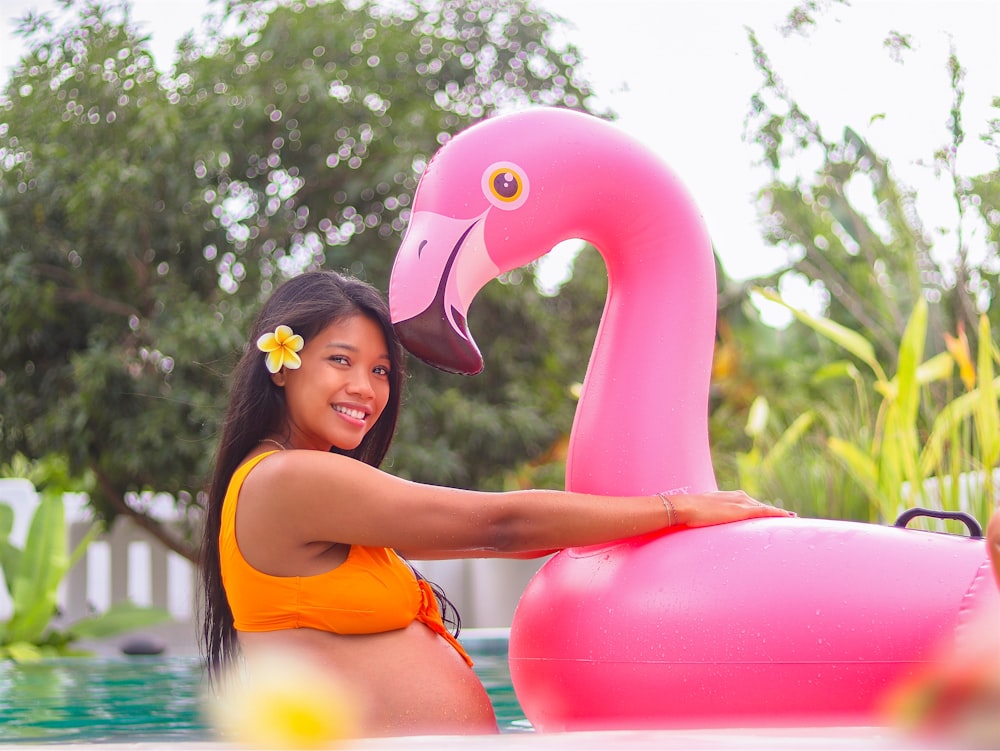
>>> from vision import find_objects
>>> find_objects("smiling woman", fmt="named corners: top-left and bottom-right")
top-left (196, 269), bottom-right (790, 738)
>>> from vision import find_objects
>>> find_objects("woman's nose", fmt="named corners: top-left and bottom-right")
top-left (346, 369), bottom-right (375, 397)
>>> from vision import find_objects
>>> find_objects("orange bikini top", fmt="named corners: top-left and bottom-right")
top-left (219, 451), bottom-right (472, 667)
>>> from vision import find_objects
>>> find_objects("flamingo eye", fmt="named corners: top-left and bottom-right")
top-left (482, 161), bottom-right (529, 210)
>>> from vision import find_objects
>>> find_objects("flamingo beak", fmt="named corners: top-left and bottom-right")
top-left (389, 210), bottom-right (497, 376)
top-left (394, 289), bottom-right (483, 376)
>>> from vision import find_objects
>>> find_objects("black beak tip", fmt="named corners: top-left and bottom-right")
top-left (394, 310), bottom-right (484, 376)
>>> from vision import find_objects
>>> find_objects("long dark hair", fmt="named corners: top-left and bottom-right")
top-left (199, 270), bottom-right (457, 680)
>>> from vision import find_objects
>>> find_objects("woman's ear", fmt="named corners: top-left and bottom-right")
top-left (271, 369), bottom-right (286, 387)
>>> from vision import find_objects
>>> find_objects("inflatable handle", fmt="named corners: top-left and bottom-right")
top-left (893, 507), bottom-right (983, 538)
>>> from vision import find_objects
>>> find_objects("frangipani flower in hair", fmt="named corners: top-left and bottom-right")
top-left (257, 325), bottom-right (304, 373)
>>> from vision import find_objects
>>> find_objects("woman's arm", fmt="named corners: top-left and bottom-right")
top-left (395, 547), bottom-right (558, 561)
top-left (397, 490), bottom-right (794, 560)
top-left (238, 450), bottom-right (792, 558)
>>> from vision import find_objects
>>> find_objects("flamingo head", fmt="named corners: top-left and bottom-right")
top-left (388, 108), bottom-right (596, 375)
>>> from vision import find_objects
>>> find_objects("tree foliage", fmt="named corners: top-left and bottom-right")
top-left (0, 0), bottom-right (607, 559)
top-left (737, 11), bottom-right (1000, 520)
top-left (745, 29), bottom-right (999, 356)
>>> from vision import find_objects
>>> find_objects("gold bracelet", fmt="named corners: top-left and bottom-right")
top-left (656, 492), bottom-right (675, 527)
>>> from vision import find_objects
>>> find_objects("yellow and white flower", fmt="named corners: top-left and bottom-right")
top-left (256, 325), bottom-right (304, 374)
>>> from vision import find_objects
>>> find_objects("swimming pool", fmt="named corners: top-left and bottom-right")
top-left (0, 632), bottom-right (530, 742)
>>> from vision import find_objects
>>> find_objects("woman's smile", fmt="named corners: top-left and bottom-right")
top-left (333, 403), bottom-right (370, 426)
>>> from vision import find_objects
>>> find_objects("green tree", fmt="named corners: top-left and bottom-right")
top-left (0, 0), bottom-right (605, 560)
top-left (737, 9), bottom-right (1000, 520)
top-left (744, 28), bottom-right (998, 356)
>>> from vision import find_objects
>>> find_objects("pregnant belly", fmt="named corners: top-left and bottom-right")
top-left (238, 621), bottom-right (497, 737)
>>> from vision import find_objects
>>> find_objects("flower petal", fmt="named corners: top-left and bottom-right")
top-left (257, 332), bottom-right (279, 352)
top-left (273, 325), bottom-right (294, 344)
top-left (283, 350), bottom-right (302, 370)
top-left (265, 349), bottom-right (284, 374)
top-left (285, 334), bottom-right (304, 353)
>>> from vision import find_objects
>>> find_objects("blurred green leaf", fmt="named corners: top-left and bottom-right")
top-left (827, 437), bottom-right (880, 511)
top-left (67, 602), bottom-right (171, 640)
top-left (5, 494), bottom-right (67, 644)
top-left (754, 288), bottom-right (884, 379)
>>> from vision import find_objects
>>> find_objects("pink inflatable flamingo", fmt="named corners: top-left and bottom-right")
top-left (388, 108), bottom-right (999, 730)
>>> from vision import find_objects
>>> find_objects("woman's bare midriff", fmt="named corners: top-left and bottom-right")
top-left (238, 621), bottom-right (498, 737)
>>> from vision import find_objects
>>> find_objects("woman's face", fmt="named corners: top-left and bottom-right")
top-left (273, 314), bottom-right (392, 451)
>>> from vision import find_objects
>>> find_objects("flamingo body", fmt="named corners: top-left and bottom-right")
top-left (386, 108), bottom-right (999, 730)
top-left (511, 517), bottom-right (998, 729)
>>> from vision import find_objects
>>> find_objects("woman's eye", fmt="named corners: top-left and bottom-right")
top-left (373, 365), bottom-right (390, 376)
top-left (330, 355), bottom-right (349, 365)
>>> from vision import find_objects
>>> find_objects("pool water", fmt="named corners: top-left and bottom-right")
top-left (0, 657), bottom-right (202, 743)
top-left (0, 635), bottom-right (531, 742)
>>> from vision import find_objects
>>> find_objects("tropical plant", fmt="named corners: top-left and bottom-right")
top-left (733, 3), bottom-right (999, 523)
top-left (0, 492), bottom-right (169, 662)
top-left (736, 395), bottom-right (815, 501)
top-left (0, 454), bottom-right (170, 661)
top-left (708, 269), bottom-right (870, 518)
top-left (758, 288), bottom-right (1000, 528)
top-left (744, 28), bottom-right (999, 358)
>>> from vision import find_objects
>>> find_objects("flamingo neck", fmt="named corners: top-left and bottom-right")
top-left (563, 169), bottom-right (719, 497)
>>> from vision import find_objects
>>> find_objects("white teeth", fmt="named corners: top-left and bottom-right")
top-left (334, 405), bottom-right (366, 420)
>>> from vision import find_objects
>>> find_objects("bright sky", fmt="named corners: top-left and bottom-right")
top-left (2, 0), bottom-right (998, 297)
top-left (541, 0), bottom-right (999, 289)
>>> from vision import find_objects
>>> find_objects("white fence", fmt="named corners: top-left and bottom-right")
top-left (0, 478), bottom-right (195, 625)
top-left (901, 468), bottom-right (1000, 514)
top-left (0, 478), bottom-right (543, 631)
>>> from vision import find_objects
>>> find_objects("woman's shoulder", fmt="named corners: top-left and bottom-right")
top-left (238, 448), bottom-right (382, 500)
top-left (243, 447), bottom-right (368, 471)
top-left (233, 448), bottom-right (395, 547)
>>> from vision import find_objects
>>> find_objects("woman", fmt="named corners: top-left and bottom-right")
top-left (199, 270), bottom-right (793, 737)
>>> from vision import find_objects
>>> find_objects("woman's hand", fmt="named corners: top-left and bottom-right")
top-left (670, 490), bottom-right (795, 529)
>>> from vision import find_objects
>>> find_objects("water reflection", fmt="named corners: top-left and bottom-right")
top-left (0, 643), bottom-right (529, 742)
